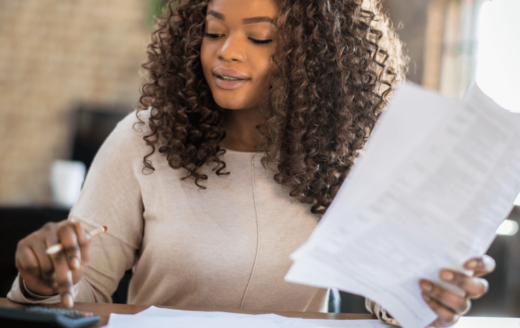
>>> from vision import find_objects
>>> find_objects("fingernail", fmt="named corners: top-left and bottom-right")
top-left (468, 260), bottom-right (478, 269)
top-left (71, 258), bottom-right (80, 269)
top-left (420, 281), bottom-right (432, 292)
top-left (441, 271), bottom-right (454, 281)
top-left (65, 293), bottom-right (74, 308)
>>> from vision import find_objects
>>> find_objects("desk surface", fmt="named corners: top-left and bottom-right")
top-left (0, 298), bottom-right (375, 327)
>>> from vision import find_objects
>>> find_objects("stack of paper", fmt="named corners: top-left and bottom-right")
top-left (102, 306), bottom-right (520, 328)
top-left (284, 82), bottom-right (520, 328)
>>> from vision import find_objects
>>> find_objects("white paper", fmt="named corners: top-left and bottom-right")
top-left (453, 316), bottom-right (520, 328)
top-left (134, 305), bottom-right (292, 323)
top-left (285, 82), bottom-right (520, 328)
top-left (104, 306), bottom-right (387, 328)
top-left (107, 314), bottom-right (280, 328)
top-left (103, 306), bottom-right (520, 328)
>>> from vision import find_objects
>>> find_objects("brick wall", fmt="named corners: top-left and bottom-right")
top-left (0, 0), bottom-right (150, 204)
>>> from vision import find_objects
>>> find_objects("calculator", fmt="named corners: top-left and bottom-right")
top-left (0, 306), bottom-right (100, 328)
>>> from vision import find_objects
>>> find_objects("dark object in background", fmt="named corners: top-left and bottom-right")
top-left (469, 236), bottom-right (509, 316)
top-left (339, 292), bottom-right (370, 314)
top-left (70, 106), bottom-right (129, 171)
top-left (112, 270), bottom-right (133, 304)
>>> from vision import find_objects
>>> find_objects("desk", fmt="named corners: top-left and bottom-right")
top-left (0, 298), bottom-right (375, 327)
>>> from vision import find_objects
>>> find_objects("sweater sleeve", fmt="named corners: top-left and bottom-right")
top-left (7, 111), bottom-right (147, 304)
top-left (365, 298), bottom-right (382, 318)
top-left (366, 298), bottom-right (401, 326)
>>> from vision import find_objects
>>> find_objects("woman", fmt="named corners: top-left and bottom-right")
top-left (8, 0), bottom-right (494, 327)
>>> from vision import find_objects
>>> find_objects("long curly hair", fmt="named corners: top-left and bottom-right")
top-left (137, 0), bottom-right (408, 215)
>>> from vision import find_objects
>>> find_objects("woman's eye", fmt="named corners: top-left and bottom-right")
top-left (204, 33), bottom-right (223, 39)
top-left (249, 38), bottom-right (273, 45)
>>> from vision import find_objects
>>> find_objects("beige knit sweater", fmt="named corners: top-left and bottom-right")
top-left (7, 110), bottom-right (329, 312)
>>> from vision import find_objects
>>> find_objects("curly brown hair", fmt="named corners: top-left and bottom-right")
top-left (137, 0), bottom-right (408, 215)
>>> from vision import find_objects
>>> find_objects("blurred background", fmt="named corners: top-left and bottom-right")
top-left (0, 0), bottom-right (519, 317)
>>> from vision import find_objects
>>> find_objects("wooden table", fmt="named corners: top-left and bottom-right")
top-left (0, 298), bottom-right (376, 327)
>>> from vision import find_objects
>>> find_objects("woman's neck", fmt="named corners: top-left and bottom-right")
top-left (220, 108), bottom-right (265, 152)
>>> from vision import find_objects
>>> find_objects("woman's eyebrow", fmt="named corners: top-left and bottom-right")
top-left (207, 10), bottom-right (274, 25)
top-left (242, 16), bottom-right (274, 25)
top-left (207, 10), bottom-right (225, 20)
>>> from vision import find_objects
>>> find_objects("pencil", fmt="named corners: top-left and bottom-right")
top-left (45, 226), bottom-right (108, 255)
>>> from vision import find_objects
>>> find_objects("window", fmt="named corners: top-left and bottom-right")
top-left (475, 0), bottom-right (519, 112)
top-left (475, 0), bottom-right (520, 206)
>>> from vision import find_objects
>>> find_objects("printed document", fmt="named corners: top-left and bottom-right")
top-left (285, 82), bottom-right (520, 328)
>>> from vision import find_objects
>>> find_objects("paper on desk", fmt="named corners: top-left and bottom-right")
top-left (453, 316), bottom-right (520, 328)
top-left (105, 306), bottom-right (388, 328)
top-left (107, 314), bottom-right (280, 328)
top-left (135, 305), bottom-right (290, 322)
top-left (285, 82), bottom-right (520, 328)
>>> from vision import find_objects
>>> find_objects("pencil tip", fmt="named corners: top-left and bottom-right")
top-left (103, 226), bottom-right (108, 232)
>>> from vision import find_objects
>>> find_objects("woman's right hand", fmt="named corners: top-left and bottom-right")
top-left (15, 220), bottom-right (92, 308)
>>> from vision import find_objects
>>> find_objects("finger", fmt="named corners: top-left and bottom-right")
top-left (29, 240), bottom-right (57, 289)
top-left (57, 223), bottom-right (81, 270)
top-left (15, 241), bottom-right (41, 278)
top-left (420, 280), bottom-right (471, 314)
top-left (439, 270), bottom-right (489, 299)
top-left (422, 293), bottom-right (460, 328)
top-left (41, 223), bottom-right (74, 307)
top-left (48, 248), bottom-right (74, 308)
top-left (465, 255), bottom-right (496, 277)
top-left (74, 221), bottom-right (92, 265)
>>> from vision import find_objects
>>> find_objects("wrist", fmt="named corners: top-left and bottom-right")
top-left (21, 278), bottom-right (58, 299)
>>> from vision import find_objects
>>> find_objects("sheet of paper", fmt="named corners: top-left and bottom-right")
top-left (134, 305), bottom-right (292, 323)
top-left (106, 314), bottom-right (280, 328)
top-left (285, 82), bottom-right (520, 328)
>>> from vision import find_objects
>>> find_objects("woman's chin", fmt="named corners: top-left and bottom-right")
top-left (214, 99), bottom-right (250, 111)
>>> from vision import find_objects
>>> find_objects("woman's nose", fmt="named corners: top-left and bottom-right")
top-left (217, 35), bottom-right (246, 62)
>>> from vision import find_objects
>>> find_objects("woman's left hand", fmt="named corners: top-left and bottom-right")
top-left (419, 255), bottom-right (496, 328)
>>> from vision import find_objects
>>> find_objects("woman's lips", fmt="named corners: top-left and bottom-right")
top-left (214, 75), bottom-right (250, 90)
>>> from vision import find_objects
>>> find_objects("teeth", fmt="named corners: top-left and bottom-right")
top-left (220, 75), bottom-right (241, 81)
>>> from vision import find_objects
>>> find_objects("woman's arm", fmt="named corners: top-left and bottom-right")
top-left (7, 111), bottom-right (146, 305)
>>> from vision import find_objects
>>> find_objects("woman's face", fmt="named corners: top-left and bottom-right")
top-left (201, 0), bottom-right (279, 111)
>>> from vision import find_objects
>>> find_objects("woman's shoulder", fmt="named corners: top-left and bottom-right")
top-left (114, 108), bottom-right (152, 136)
top-left (103, 108), bottom-right (153, 155)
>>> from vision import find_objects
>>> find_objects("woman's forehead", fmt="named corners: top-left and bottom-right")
top-left (206, 0), bottom-right (279, 19)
